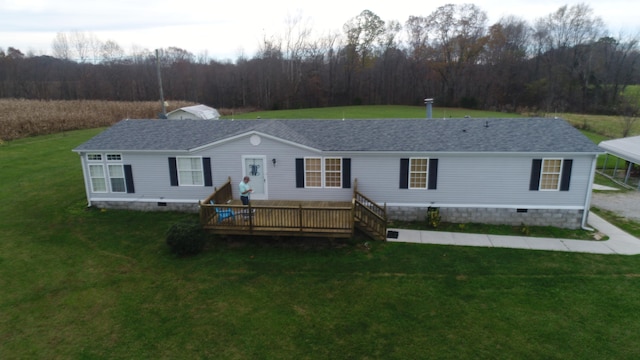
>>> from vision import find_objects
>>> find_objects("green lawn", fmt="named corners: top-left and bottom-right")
top-left (2, 115), bottom-right (640, 359)
top-left (224, 105), bottom-right (522, 120)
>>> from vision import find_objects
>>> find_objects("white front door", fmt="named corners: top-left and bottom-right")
top-left (242, 156), bottom-right (267, 200)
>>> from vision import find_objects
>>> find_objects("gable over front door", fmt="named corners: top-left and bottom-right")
top-left (242, 155), bottom-right (267, 200)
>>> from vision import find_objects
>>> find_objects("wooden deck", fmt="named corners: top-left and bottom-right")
top-left (201, 200), bottom-right (355, 238)
top-left (200, 178), bottom-right (387, 240)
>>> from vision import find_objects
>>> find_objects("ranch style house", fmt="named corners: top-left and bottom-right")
top-left (73, 117), bottom-right (602, 234)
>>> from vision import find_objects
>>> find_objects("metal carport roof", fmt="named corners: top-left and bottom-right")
top-left (599, 135), bottom-right (640, 190)
top-left (599, 136), bottom-right (640, 164)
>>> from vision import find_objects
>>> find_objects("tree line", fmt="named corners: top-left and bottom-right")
top-left (1, 3), bottom-right (638, 116)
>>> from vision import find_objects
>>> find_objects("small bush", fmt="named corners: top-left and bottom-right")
top-left (166, 220), bottom-right (206, 256)
top-left (427, 207), bottom-right (441, 229)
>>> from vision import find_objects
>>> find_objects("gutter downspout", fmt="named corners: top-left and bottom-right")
top-left (581, 155), bottom-right (598, 231)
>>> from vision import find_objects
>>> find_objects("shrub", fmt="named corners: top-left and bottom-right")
top-left (427, 207), bottom-right (441, 229)
top-left (166, 220), bottom-right (206, 256)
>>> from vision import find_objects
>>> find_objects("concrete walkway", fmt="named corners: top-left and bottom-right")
top-left (386, 213), bottom-right (640, 255)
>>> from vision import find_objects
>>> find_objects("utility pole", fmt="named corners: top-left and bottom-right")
top-left (156, 49), bottom-right (166, 118)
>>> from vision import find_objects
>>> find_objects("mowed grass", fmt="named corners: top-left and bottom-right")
top-left (2, 118), bottom-right (640, 358)
top-left (223, 104), bottom-right (521, 120)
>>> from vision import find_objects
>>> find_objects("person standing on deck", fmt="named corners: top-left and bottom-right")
top-left (239, 176), bottom-right (252, 206)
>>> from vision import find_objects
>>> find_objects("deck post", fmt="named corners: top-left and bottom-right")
top-left (299, 204), bottom-right (303, 232)
top-left (353, 178), bottom-right (358, 198)
top-left (248, 202), bottom-right (253, 232)
top-left (350, 198), bottom-right (356, 236)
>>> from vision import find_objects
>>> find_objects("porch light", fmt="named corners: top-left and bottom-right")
top-left (272, 158), bottom-right (277, 167)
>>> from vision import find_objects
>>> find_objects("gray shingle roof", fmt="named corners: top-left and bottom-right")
top-left (73, 118), bottom-right (602, 153)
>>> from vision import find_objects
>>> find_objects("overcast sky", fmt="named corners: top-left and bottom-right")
top-left (1, 0), bottom-right (638, 61)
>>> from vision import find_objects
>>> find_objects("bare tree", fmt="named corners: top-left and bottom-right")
top-left (426, 3), bottom-right (489, 105)
top-left (69, 31), bottom-right (103, 63)
top-left (405, 16), bottom-right (429, 60)
top-left (482, 16), bottom-right (531, 109)
top-left (282, 11), bottom-right (313, 107)
top-left (535, 4), bottom-right (604, 51)
top-left (306, 30), bottom-right (342, 106)
top-left (343, 10), bottom-right (386, 67)
top-left (377, 20), bottom-right (402, 54)
top-left (533, 4), bottom-right (606, 112)
top-left (52, 32), bottom-right (71, 60)
top-left (591, 34), bottom-right (640, 109)
top-left (101, 40), bottom-right (125, 63)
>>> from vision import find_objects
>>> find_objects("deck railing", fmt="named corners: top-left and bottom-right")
top-left (200, 203), bottom-right (354, 237)
top-left (353, 191), bottom-right (387, 241)
top-left (200, 177), bottom-right (387, 240)
top-left (202, 177), bottom-right (233, 205)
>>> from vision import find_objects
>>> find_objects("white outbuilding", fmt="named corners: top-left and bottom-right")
top-left (166, 104), bottom-right (221, 120)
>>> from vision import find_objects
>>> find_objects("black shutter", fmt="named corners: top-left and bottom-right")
top-left (399, 158), bottom-right (409, 189)
top-left (428, 159), bottom-right (438, 190)
top-left (295, 158), bottom-right (305, 188)
top-left (560, 159), bottom-right (572, 191)
top-left (342, 158), bottom-right (351, 189)
top-left (529, 159), bottom-right (542, 191)
top-left (124, 164), bottom-right (135, 193)
top-left (169, 157), bottom-right (178, 186)
top-left (203, 157), bottom-right (213, 187)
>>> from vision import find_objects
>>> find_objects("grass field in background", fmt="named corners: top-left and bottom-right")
top-left (1, 99), bottom-right (637, 142)
top-left (223, 104), bottom-right (521, 120)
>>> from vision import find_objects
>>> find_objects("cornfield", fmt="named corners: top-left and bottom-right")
top-left (0, 99), bottom-right (198, 141)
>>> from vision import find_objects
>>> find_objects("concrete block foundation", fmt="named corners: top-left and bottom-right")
top-left (387, 206), bottom-right (583, 229)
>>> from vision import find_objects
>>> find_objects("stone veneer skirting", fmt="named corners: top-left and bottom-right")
top-left (92, 201), bottom-right (584, 230)
top-left (387, 206), bottom-right (584, 229)
top-left (91, 201), bottom-right (200, 213)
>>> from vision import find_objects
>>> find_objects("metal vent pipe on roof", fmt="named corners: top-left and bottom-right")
top-left (424, 98), bottom-right (434, 119)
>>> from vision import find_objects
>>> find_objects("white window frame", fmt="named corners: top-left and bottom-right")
top-left (304, 157), bottom-right (323, 188)
top-left (324, 157), bottom-right (342, 188)
top-left (409, 157), bottom-right (429, 189)
top-left (88, 164), bottom-right (107, 193)
top-left (108, 164), bottom-right (126, 193)
top-left (304, 157), bottom-right (342, 189)
top-left (87, 153), bottom-right (127, 193)
top-left (105, 153), bottom-right (125, 192)
top-left (87, 153), bottom-right (102, 161)
top-left (106, 153), bottom-right (122, 161)
top-left (539, 158), bottom-right (563, 191)
top-left (176, 156), bottom-right (204, 186)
